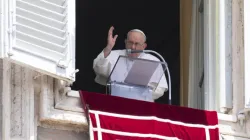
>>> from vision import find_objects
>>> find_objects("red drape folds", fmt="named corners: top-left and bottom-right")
top-left (80, 91), bottom-right (219, 140)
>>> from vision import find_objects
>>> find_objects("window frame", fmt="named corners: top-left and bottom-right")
top-left (203, 0), bottom-right (233, 112)
top-left (244, 0), bottom-right (250, 109)
top-left (203, 0), bottom-right (217, 111)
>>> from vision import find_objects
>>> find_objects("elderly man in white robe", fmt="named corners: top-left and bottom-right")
top-left (93, 26), bottom-right (168, 102)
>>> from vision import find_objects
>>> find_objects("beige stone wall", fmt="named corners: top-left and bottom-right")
top-left (219, 0), bottom-right (250, 139)
top-left (0, 61), bottom-right (88, 140)
top-left (0, 0), bottom-right (249, 140)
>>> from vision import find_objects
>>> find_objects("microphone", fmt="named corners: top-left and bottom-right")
top-left (126, 49), bottom-right (144, 54)
top-left (126, 49), bottom-right (172, 105)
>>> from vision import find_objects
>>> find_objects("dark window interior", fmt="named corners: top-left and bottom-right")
top-left (73, 0), bottom-right (180, 105)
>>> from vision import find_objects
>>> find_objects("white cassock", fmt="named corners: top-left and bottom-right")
top-left (93, 49), bottom-right (168, 102)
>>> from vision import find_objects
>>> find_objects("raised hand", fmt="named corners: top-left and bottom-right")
top-left (104, 26), bottom-right (118, 57)
top-left (106, 26), bottom-right (118, 49)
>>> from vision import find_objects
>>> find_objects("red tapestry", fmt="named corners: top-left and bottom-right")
top-left (80, 91), bottom-right (219, 140)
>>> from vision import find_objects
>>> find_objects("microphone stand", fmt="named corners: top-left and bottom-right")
top-left (143, 50), bottom-right (172, 105)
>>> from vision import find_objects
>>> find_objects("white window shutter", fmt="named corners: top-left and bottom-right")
top-left (244, 0), bottom-right (250, 109)
top-left (6, 0), bottom-right (76, 81)
top-left (0, 0), bottom-right (8, 58)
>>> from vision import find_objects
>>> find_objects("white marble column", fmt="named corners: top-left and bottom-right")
top-left (0, 59), bottom-right (89, 140)
top-left (0, 60), bottom-right (36, 140)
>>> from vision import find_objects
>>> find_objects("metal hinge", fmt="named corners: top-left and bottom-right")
top-left (7, 52), bottom-right (13, 56)
top-left (199, 0), bottom-right (204, 13)
top-left (237, 109), bottom-right (250, 126)
top-left (7, 28), bottom-right (14, 57)
top-left (57, 60), bottom-right (67, 69)
top-left (57, 59), bottom-right (72, 69)
top-left (199, 69), bottom-right (204, 88)
top-left (70, 69), bottom-right (79, 78)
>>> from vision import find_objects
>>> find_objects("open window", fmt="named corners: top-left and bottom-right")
top-left (72, 0), bottom-right (180, 105)
top-left (55, 0), bottom-right (180, 115)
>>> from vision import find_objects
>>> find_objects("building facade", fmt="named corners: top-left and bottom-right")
top-left (0, 0), bottom-right (250, 140)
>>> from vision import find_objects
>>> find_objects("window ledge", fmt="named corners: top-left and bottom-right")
top-left (39, 76), bottom-right (88, 132)
top-left (217, 113), bottom-right (250, 138)
top-left (39, 108), bottom-right (88, 130)
top-left (55, 96), bottom-right (84, 113)
top-left (217, 113), bottom-right (237, 122)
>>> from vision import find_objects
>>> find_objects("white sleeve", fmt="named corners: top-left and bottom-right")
top-left (158, 73), bottom-right (168, 90)
top-left (93, 50), bottom-right (118, 78)
top-left (148, 62), bottom-right (168, 100)
top-left (152, 74), bottom-right (168, 100)
top-left (152, 87), bottom-right (166, 100)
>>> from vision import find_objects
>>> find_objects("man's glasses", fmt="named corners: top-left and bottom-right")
top-left (126, 41), bottom-right (144, 47)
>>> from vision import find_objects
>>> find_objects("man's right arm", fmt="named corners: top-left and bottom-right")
top-left (93, 26), bottom-right (118, 78)
top-left (103, 46), bottom-right (112, 58)
top-left (93, 47), bottom-right (114, 78)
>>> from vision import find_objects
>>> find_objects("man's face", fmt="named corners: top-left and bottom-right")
top-left (125, 31), bottom-right (147, 58)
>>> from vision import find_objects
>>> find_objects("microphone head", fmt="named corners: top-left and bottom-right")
top-left (126, 49), bottom-right (132, 54)
top-left (126, 49), bottom-right (144, 53)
